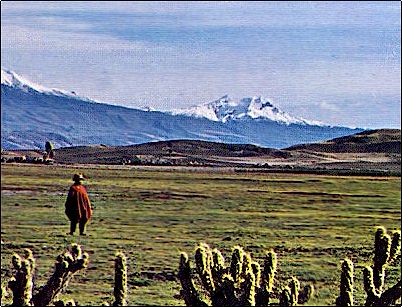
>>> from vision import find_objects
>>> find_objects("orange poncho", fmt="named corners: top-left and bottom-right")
top-left (65, 184), bottom-right (92, 222)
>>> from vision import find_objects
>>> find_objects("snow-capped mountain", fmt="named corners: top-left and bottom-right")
top-left (172, 95), bottom-right (323, 126)
top-left (1, 69), bottom-right (363, 149)
top-left (1, 69), bottom-right (87, 100)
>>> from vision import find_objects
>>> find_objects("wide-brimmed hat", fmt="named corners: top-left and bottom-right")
top-left (72, 173), bottom-right (85, 182)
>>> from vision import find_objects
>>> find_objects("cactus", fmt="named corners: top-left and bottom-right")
top-left (255, 249), bottom-right (277, 306)
top-left (5, 244), bottom-right (88, 306)
top-left (372, 226), bottom-right (391, 293)
top-left (336, 258), bottom-right (354, 306)
top-left (389, 230), bottom-right (401, 264)
top-left (178, 243), bottom-right (314, 306)
top-left (363, 266), bottom-right (381, 306)
top-left (364, 227), bottom-right (401, 306)
top-left (230, 246), bottom-right (244, 284)
top-left (195, 244), bottom-right (215, 295)
top-left (298, 284), bottom-right (314, 304)
top-left (8, 249), bottom-right (35, 306)
top-left (288, 277), bottom-right (300, 306)
top-left (336, 259), bottom-right (354, 306)
top-left (178, 252), bottom-right (208, 306)
top-left (4, 245), bottom-right (134, 306)
top-left (278, 277), bottom-right (301, 306)
top-left (239, 252), bottom-right (256, 306)
top-left (31, 244), bottom-right (89, 306)
top-left (279, 286), bottom-right (292, 306)
top-left (336, 226), bottom-right (401, 306)
top-left (113, 252), bottom-right (128, 306)
top-left (1, 283), bottom-right (8, 306)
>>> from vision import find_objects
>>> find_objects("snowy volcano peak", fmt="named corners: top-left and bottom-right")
top-left (246, 96), bottom-right (309, 124)
top-left (172, 95), bottom-right (323, 125)
top-left (1, 69), bottom-right (83, 99)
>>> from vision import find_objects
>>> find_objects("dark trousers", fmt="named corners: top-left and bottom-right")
top-left (70, 220), bottom-right (88, 234)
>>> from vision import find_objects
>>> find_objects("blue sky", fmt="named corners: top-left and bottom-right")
top-left (1, 1), bottom-right (400, 128)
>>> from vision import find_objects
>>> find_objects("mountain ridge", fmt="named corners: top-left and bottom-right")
top-left (1, 69), bottom-right (363, 149)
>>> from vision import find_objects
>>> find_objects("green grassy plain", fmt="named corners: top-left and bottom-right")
top-left (1, 164), bottom-right (401, 306)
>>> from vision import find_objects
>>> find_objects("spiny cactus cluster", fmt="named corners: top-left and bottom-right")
top-left (4, 244), bottom-right (88, 306)
top-left (3, 226), bottom-right (399, 306)
top-left (178, 243), bottom-right (314, 306)
top-left (336, 226), bottom-right (401, 306)
top-left (32, 244), bottom-right (89, 306)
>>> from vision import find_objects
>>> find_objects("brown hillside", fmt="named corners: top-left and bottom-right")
top-left (52, 140), bottom-right (289, 164)
top-left (286, 129), bottom-right (401, 153)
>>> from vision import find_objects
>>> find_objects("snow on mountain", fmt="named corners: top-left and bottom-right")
top-left (1, 69), bottom-right (323, 126)
top-left (140, 106), bottom-right (157, 112)
top-left (171, 95), bottom-right (324, 126)
top-left (1, 69), bottom-right (87, 100)
top-left (2, 68), bottom-right (363, 149)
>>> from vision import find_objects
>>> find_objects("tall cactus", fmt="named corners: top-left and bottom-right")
top-left (336, 226), bottom-right (401, 306)
top-left (262, 250), bottom-right (277, 294)
top-left (239, 252), bottom-right (256, 306)
top-left (389, 230), bottom-right (401, 264)
top-left (256, 249), bottom-right (277, 306)
top-left (372, 226), bottom-right (391, 293)
top-left (178, 243), bottom-right (314, 306)
top-left (230, 246), bottom-right (244, 284)
top-left (335, 258), bottom-right (354, 306)
top-left (113, 252), bottom-right (128, 306)
top-left (178, 252), bottom-right (209, 306)
top-left (195, 244), bottom-right (215, 295)
top-left (364, 226), bottom-right (401, 306)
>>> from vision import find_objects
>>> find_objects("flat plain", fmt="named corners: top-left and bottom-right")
top-left (1, 164), bottom-right (401, 306)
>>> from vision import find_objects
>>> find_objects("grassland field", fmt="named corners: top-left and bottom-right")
top-left (1, 163), bottom-right (401, 306)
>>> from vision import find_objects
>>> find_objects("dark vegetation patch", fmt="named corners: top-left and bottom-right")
top-left (138, 191), bottom-right (209, 200)
top-left (277, 191), bottom-right (385, 198)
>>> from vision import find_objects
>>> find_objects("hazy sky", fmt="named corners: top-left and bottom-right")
top-left (1, 1), bottom-right (400, 128)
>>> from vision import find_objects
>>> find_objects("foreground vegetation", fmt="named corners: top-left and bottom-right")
top-left (1, 164), bottom-right (401, 305)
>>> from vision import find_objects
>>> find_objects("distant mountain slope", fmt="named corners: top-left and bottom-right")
top-left (1, 69), bottom-right (363, 149)
top-left (286, 129), bottom-right (401, 153)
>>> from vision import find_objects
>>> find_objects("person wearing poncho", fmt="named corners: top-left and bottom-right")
top-left (65, 173), bottom-right (93, 235)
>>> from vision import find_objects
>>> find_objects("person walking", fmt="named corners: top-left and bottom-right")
top-left (65, 173), bottom-right (93, 235)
